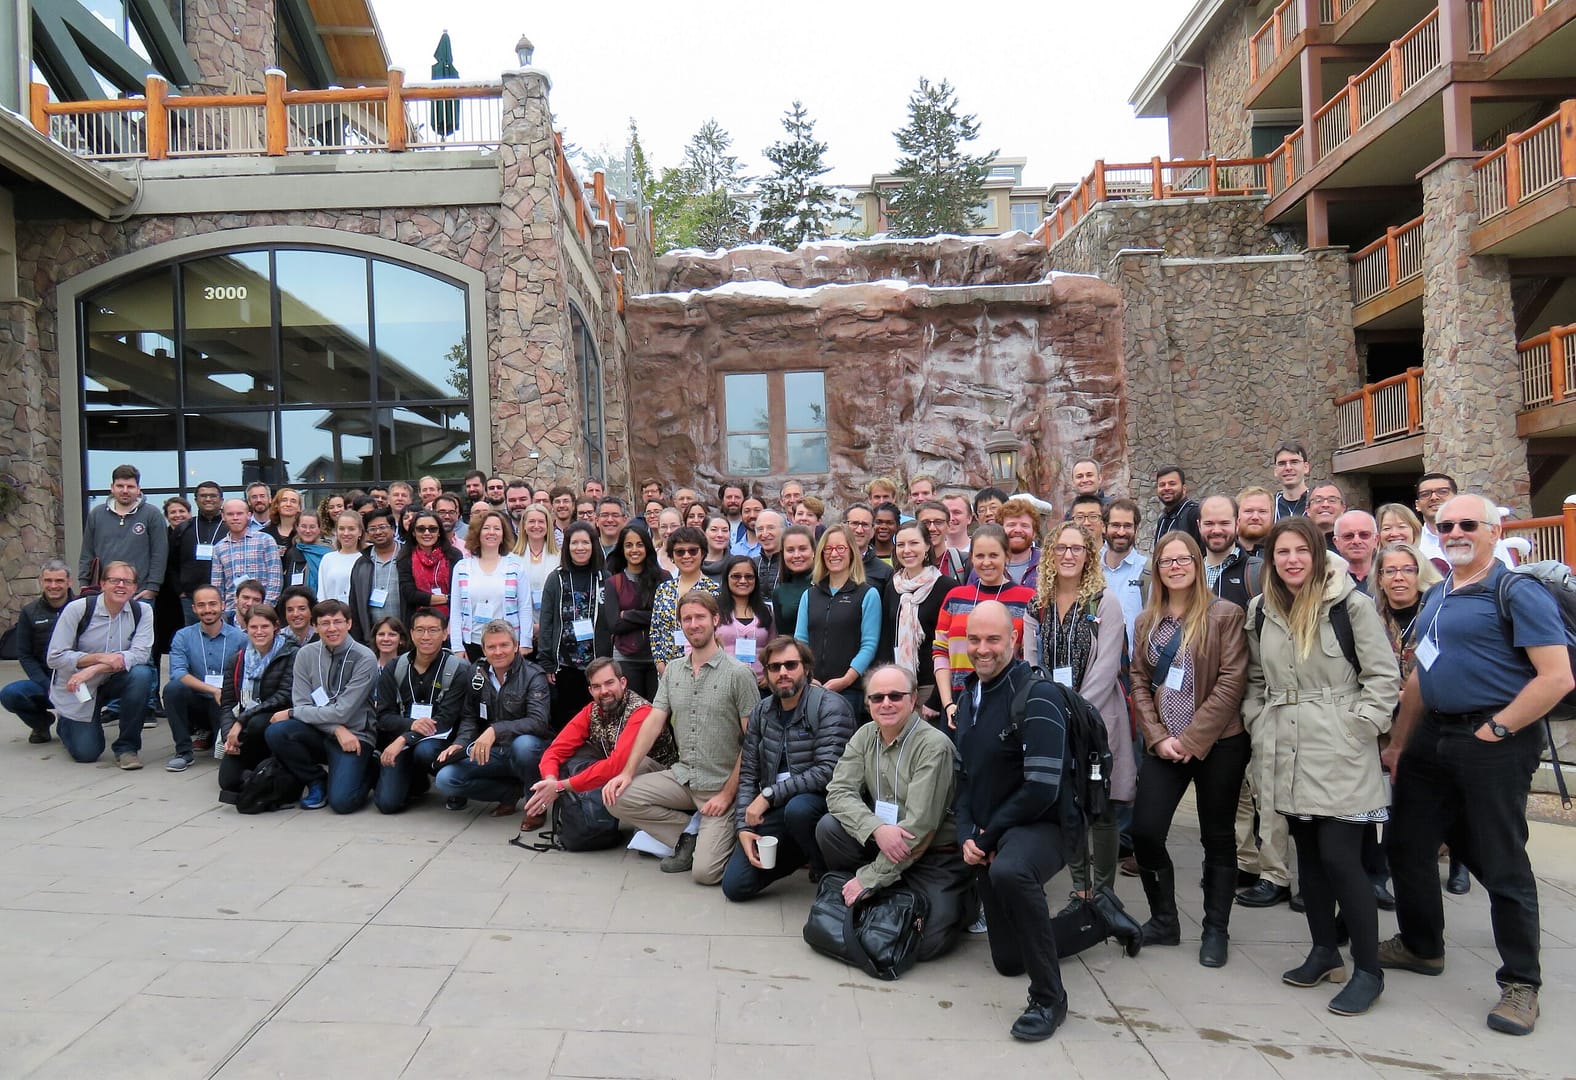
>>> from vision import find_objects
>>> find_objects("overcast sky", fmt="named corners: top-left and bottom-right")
top-left (369, 0), bottom-right (1187, 188)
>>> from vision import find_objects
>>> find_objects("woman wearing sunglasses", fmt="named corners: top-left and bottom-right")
top-left (650, 526), bottom-right (721, 678)
top-left (398, 510), bottom-right (462, 620)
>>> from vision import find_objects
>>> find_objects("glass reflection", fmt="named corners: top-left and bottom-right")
top-left (184, 411), bottom-right (277, 489)
top-left (83, 268), bottom-right (177, 410)
top-left (278, 250), bottom-right (371, 403)
top-left (280, 408), bottom-right (375, 485)
top-left (86, 413), bottom-right (178, 489)
top-left (787, 433), bottom-right (828, 474)
top-left (727, 434), bottom-right (770, 475)
top-left (373, 261), bottom-right (468, 402)
top-left (376, 405), bottom-right (472, 482)
top-left (783, 371), bottom-right (826, 431)
top-left (725, 373), bottom-right (769, 434)
top-left (182, 251), bottom-right (273, 406)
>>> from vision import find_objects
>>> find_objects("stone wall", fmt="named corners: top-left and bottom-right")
top-left (183, 0), bottom-right (276, 93)
top-left (1203, 5), bottom-right (1258, 159)
top-left (0, 299), bottom-right (60, 622)
top-left (658, 234), bottom-right (1046, 292)
top-left (1418, 157), bottom-right (1530, 511)
top-left (1049, 196), bottom-right (1302, 278)
top-left (625, 271), bottom-right (1127, 509)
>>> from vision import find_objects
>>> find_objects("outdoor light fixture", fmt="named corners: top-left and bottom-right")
top-left (515, 36), bottom-right (535, 67)
top-left (984, 429), bottom-right (1020, 486)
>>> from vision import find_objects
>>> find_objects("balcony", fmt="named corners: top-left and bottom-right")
top-left (1517, 322), bottom-right (1576, 435)
top-left (1312, 9), bottom-right (1441, 164)
top-left (1333, 367), bottom-right (1426, 471)
top-left (1470, 0), bottom-right (1576, 71)
top-left (1349, 215), bottom-right (1425, 325)
top-left (1248, 0), bottom-right (1335, 108)
top-left (1035, 157), bottom-right (1269, 246)
top-left (1502, 504), bottom-right (1576, 568)
top-left (1332, 0), bottom-right (1437, 44)
top-left (1473, 101), bottom-right (1576, 256)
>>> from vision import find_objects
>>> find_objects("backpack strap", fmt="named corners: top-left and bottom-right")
top-left (801, 683), bottom-right (828, 732)
top-left (1328, 596), bottom-right (1360, 676)
top-left (72, 593), bottom-right (143, 650)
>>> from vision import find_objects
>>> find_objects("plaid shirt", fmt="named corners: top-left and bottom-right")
top-left (211, 531), bottom-right (284, 619)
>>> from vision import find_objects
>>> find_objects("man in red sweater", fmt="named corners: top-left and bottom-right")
top-left (524, 658), bottom-right (677, 819)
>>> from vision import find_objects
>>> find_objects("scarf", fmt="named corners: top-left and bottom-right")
top-left (1045, 596), bottom-right (1098, 691)
top-left (412, 545), bottom-right (451, 607)
top-left (295, 540), bottom-right (330, 592)
top-left (891, 567), bottom-right (942, 675)
top-left (243, 633), bottom-right (286, 684)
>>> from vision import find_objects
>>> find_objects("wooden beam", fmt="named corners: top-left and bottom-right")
top-left (1509, 257), bottom-right (1576, 277)
top-left (314, 25), bottom-right (378, 36)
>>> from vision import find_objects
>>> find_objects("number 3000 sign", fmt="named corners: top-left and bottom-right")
top-left (202, 285), bottom-right (248, 301)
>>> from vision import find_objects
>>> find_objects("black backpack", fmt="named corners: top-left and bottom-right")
top-left (236, 758), bottom-right (303, 814)
top-left (1494, 561), bottom-right (1576, 807)
top-left (1009, 665), bottom-right (1114, 854)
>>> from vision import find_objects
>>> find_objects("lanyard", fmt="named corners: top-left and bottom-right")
top-left (405, 652), bottom-right (449, 706)
top-left (316, 647), bottom-right (352, 704)
top-left (874, 720), bottom-right (918, 806)
top-left (198, 517), bottom-right (223, 547)
top-left (199, 630), bottom-right (224, 674)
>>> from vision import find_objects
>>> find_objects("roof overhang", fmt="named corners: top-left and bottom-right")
top-left (0, 107), bottom-right (135, 217)
top-left (1129, 0), bottom-right (1239, 118)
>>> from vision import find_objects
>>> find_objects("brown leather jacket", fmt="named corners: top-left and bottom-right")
top-left (1131, 599), bottom-right (1249, 759)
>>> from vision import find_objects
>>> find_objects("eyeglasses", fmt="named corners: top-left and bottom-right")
top-left (1377, 565), bottom-right (1420, 579)
top-left (865, 691), bottom-right (911, 704)
top-left (765, 660), bottom-right (802, 673)
top-left (1436, 520), bottom-right (1482, 534)
top-left (1158, 556), bottom-right (1195, 568)
top-left (103, 577), bottom-right (136, 586)
top-left (1053, 544), bottom-right (1087, 556)
top-left (1310, 495), bottom-right (1344, 505)
top-left (1418, 486), bottom-right (1453, 500)
top-left (727, 574), bottom-right (756, 583)
top-left (1336, 531), bottom-right (1374, 541)
top-left (672, 546), bottom-right (702, 557)
top-left (413, 525), bottom-right (439, 533)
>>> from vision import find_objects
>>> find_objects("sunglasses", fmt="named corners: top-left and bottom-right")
top-left (413, 525), bottom-right (439, 533)
top-left (1436, 520), bottom-right (1482, 534)
top-left (765, 660), bottom-right (802, 673)
top-left (672, 547), bottom-right (702, 557)
top-left (865, 691), bottom-right (911, 704)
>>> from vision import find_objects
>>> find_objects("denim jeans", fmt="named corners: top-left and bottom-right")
top-left (721, 792), bottom-right (828, 901)
top-left (163, 679), bottom-right (222, 758)
top-left (1388, 713), bottom-right (1543, 987)
top-left (56, 665), bottom-right (155, 762)
top-left (433, 733), bottom-right (547, 804)
top-left (373, 738), bottom-right (446, 814)
top-left (1, 677), bottom-right (52, 731)
top-left (263, 718), bottom-right (373, 814)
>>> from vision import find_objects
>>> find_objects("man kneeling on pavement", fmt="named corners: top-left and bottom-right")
top-left (373, 608), bottom-right (471, 814)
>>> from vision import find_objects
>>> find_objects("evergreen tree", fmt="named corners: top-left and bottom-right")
top-left (650, 119), bottom-right (752, 252)
top-left (885, 78), bottom-right (996, 238)
top-left (629, 118), bottom-right (654, 207)
top-left (758, 101), bottom-right (840, 248)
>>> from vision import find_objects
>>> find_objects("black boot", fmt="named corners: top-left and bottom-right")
top-left (1328, 969), bottom-right (1384, 1016)
top-left (1282, 946), bottom-right (1348, 988)
top-left (1446, 858), bottom-right (1471, 895)
top-left (1138, 866), bottom-right (1180, 947)
top-left (1199, 865), bottom-right (1236, 968)
top-left (1090, 886), bottom-right (1143, 958)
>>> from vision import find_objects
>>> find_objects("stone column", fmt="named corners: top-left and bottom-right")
top-left (493, 69), bottom-right (581, 485)
top-left (0, 298), bottom-right (64, 627)
top-left (1418, 157), bottom-right (1529, 511)
top-left (1109, 248), bottom-right (1167, 504)
top-left (183, 0), bottom-right (276, 92)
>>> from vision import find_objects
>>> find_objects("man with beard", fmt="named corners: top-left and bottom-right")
top-left (1152, 466), bottom-right (1201, 548)
top-left (505, 481), bottom-right (534, 528)
top-left (1308, 483), bottom-right (1346, 552)
top-left (1235, 486), bottom-right (1274, 558)
top-left (1199, 495), bottom-right (1258, 609)
top-left (1100, 498), bottom-right (1147, 650)
top-left (995, 498), bottom-right (1043, 590)
top-left (723, 637), bottom-right (855, 900)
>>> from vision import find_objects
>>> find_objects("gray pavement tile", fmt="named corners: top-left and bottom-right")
top-left (456, 928), bottom-right (602, 973)
top-left (865, 1037), bottom-right (1074, 1079)
top-left (554, 1029), bottom-right (715, 1080)
top-left (334, 924), bottom-right (481, 968)
top-left (141, 959), bottom-right (316, 1001)
top-left (374, 885), bottom-right (508, 928)
top-left (49, 913), bottom-right (291, 963)
top-left (278, 961), bottom-right (453, 1025)
top-left (214, 1020), bottom-right (428, 1079)
top-left (254, 920), bottom-right (362, 964)
top-left (0, 1010), bottom-right (112, 1078)
top-left (713, 1041), bottom-right (876, 1080)
top-left (400, 1027), bottom-right (563, 1079)
top-left (26, 992), bottom-right (273, 1080)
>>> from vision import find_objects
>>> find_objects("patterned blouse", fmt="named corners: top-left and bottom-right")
top-left (650, 575), bottom-right (723, 664)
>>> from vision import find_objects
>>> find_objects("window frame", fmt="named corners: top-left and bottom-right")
top-left (719, 368), bottom-right (829, 476)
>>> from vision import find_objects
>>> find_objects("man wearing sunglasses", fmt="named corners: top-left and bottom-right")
top-left (722, 637), bottom-right (855, 901)
top-left (815, 663), bottom-right (975, 963)
top-left (1381, 494), bottom-right (1573, 1038)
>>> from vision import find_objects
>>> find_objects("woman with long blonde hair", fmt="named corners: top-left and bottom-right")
top-left (1128, 530), bottom-right (1250, 969)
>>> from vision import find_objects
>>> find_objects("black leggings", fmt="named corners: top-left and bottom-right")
top-left (551, 665), bottom-right (591, 731)
top-left (1131, 732), bottom-right (1250, 874)
top-left (1287, 815), bottom-right (1380, 974)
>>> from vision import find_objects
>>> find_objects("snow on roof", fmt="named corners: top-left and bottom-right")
top-left (638, 271), bottom-right (1082, 303)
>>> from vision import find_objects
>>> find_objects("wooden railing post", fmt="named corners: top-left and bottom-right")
top-left (1207, 155), bottom-right (1220, 195)
top-left (1406, 366), bottom-right (1424, 431)
top-left (1562, 501), bottom-right (1576, 571)
top-left (1347, 75), bottom-right (1362, 135)
top-left (1552, 331), bottom-right (1568, 403)
top-left (1561, 99), bottom-right (1576, 180)
top-left (29, 83), bottom-right (49, 134)
top-left (386, 67), bottom-right (406, 151)
top-left (143, 74), bottom-right (167, 160)
top-left (1092, 161), bottom-right (1107, 203)
top-left (593, 169), bottom-right (608, 222)
top-left (1506, 132), bottom-right (1523, 208)
top-left (1152, 156), bottom-right (1164, 198)
top-left (1361, 385), bottom-right (1376, 444)
top-left (1386, 225), bottom-right (1400, 287)
top-left (1482, 0), bottom-right (1496, 50)
top-left (1391, 43), bottom-right (1405, 101)
top-left (264, 69), bottom-right (287, 156)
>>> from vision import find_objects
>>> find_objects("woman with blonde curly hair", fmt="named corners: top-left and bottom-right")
top-left (1128, 530), bottom-right (1251, 968)
top-left (1024, 521), bottom-right (1131, 906)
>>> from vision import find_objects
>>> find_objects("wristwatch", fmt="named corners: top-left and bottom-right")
top-left (761, 786), bottom-right (775, 802)
top-left (1487, 719), bottom-right (1511, 739)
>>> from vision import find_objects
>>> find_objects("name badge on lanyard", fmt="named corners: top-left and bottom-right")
top-left (369, 587), bottom-right (389, 608)
top-left (1164, 665), bottom-right (1185, 692)
top-left (1414, 636), bottom-right (1439, 670)
top-left (672, 628), bottom-right (689, 651)
top-left (411, 703), bottom-right (433, 721)
top-left (290, 571), bottom-right (305, 587)
top-left (734, 636), bottom-right (757, 663)
top-left (1052, 665), bottom-right (1073, 687)
top-left (195, 543), bottom-right (215, 560)
top-left (573, 617), bottom-right (595, 642)
top-left (873, 800), bottom-right (900, 826)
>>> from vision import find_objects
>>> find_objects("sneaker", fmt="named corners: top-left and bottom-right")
top-left (115, 752), bottom-right (142, 770)
top-left (1486, 983), bottom-right (1538, 1036)
top-left (444, 796), bottom-right (468, 811)
top-left (968, 911), bottom-right (989, 935)
top-left (1377, 935), bottom-right (1444, 976)
top-left (28, 728), bottom-right (51, 744)
top-left (299, 782), bottom-right (326, 810)
top-left (164, 754), bottom-right (194, 773)
top-left (191, 731), bottom-right (213, 752)
top-left (1118, 855), bottom-right (1139, 877)
top-left (659, 832), bottom-right (697, 874)
top-left (142, 719), bottom-right (158, 729)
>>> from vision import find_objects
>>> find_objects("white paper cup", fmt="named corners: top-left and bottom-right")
top-left (756, 835), bottom-right (779, 869)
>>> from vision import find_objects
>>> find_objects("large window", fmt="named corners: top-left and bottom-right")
top-left (80, 247), bottom-right (474, 506)
top-left (572, 306), bottom-right (605, 482)
top-left (722, 370), bottom-right (828, 475)
top-left (1010, 201), bottom-right (1044, 234)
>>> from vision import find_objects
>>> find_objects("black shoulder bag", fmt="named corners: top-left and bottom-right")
top-left (803, 870), bottom-right (929, 981)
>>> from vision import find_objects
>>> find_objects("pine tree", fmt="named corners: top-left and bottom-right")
top-left (758, 101), bottom-right (840, 249)
top-left (650, 119), bottom-right (752, 252)
top-left (885, 78), bottom-right (996, 238)
top-left (628, 118), bottom-right (654, 207)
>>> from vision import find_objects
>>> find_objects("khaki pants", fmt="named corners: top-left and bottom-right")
top-left (611, 769), bottom-right (735, 886)
top-left (1234, 775), bottom-right (1290, 887)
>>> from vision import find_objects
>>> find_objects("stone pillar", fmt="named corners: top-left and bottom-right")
top-left (1418, 157), bottom-right (1529, 510)
top-left (183, 0), bottom-right (276, 92)
top-left (0, 298), bottom-right (64, 627)
top-left (1109, 248), bottom-right (1168, 504)
top-left (493, 69), bottom-right (581, 486)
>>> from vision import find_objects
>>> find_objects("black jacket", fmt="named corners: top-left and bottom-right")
top-left (861, 547), bottom-right (894, 588)
top-left (1154, 497), bottom-right (1202, 549)
top-left (175, 513), bottom-right (227, 596)
top-left (375, 649), bottom-right (471, 747)
top-left (953, 659), bottom-right (1068, 853)
top-left (734, 684), bottom-right (855, 829)
top-left (348, 548), bottom-right (404, 643)
top-left (539, 566), bottom-right (606, 670)
top-left (1210, 547), bottom-right (1262, 610)
top-left (221, 637), bottom-right (300, 738)
top-left (876, 573), bottom-right (959, 690)
top-left (595, 569), bottom-right (658, 663)
top-left (397, 543), bottom-right (464, 614)
top-left (14, 593), bottom-right (73, 683)
top-left (454, 654), bottom-right (553, 745)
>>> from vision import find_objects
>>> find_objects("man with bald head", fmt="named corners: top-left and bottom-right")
top-left (954, 602), bottom-right (1142, 1043)
top-left (1334, 509), bottom-right (1379, 593)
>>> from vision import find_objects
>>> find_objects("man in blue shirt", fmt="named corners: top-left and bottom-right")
top-left (1381, 494), bottom-right (1572, 1038)
top-left (163, 584), bottom-right (246, 771)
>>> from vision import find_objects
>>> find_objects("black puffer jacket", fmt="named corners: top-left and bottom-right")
top-left (454, 654), bottom-right (553, 744)
top-left (221, 637), bottom-right (301, 739)
top-left (734, 684), bottom-right (856, 829)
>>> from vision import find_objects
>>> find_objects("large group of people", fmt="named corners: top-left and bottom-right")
top-left (4, 453), bottom-right (1569, 1044)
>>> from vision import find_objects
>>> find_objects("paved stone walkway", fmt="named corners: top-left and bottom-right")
top-left (2, 670), bottom-right (1573, 1078)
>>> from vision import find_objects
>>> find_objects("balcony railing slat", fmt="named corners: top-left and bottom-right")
top-left (1333, 368), bottom-right (1425, 451)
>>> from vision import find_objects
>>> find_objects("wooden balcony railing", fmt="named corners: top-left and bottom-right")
top-left (1310, 9), bottom-right (1440, 163)
top-left (1474, 100), bottom-right (1576, 221)
top-left (1502, 504), bottom-right (1576, 568)
top-left (1251, 0), bottom-right (1306, 81)
top-left (29, 68), bottom-right (503, 160)
top-left (1335, 367), bottom-right (1424, 451)
top-left (1468, 0), bottom-right (1568, 54)
top-left (1518, 321), bottom-right (1576, 409)
top-left (1033, 155), bottom-right (1270, 245)
top-left (1265, 126), bottom-right (1307, 197)
top-left (1349, 216), bottom-right (1425, 305)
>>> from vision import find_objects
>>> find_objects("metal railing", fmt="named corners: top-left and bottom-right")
top-left (1518, 321), bottom-right (1576, 408)
top-left (1502, 506), bottom-right (1576, 568)
top-left (1349, 216), bottom-right (1425, 305)
top-left (1033, 155), bottom-right (1270, 246)
top-left (1475, 101), bottom-right (1576, 220)
top-left (1310, 9), bottom-right (1440, 163)
top-left (1334, 367), bottom-right (1424, 450)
